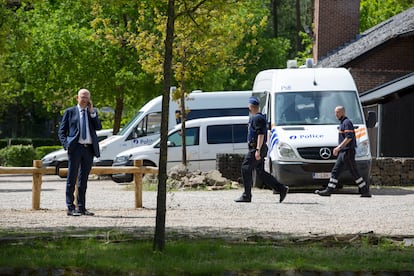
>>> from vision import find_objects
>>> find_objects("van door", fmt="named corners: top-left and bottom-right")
top-left (164, 127), bottom-right (200, 171)
top-left (202, 123), bottom-right (248, 171)
top-left (126, 112), bottom-right (162, 148)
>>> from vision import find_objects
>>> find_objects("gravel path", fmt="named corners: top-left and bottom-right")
top-left (1, 174), bottom-right (414, 239)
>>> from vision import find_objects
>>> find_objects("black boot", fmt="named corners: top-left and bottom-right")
top-left (234, 195), bottom-right (251, 203)
top-left (356, 178), bottom-right (372, 198)
top-left (360, 185), bottom-right (372, 198)
top-left (279, 186), bottom-right (289, 203)
top-left (315, 187), bottom-right (334, 196)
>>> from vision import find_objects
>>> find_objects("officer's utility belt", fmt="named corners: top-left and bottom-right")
top-left (248, 141), bottom-right (257, 149)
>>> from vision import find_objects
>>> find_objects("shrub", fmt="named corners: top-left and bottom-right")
top-left (36, 146), bottom-right (63, 160)
top-left (0, 145), bottom-right (37, 167)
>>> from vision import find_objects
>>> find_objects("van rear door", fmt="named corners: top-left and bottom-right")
top-left (200, 123), bottom-right (248, 171)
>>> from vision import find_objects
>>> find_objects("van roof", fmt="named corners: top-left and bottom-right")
top-left (170, 116), bottom-right (248, 132)
top-left (139, 91), bottom-right (252, 112)
top-left (253, 68), bottom-right (357, 93)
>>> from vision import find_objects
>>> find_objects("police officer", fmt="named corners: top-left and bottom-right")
top-left (315, 106), bottom-right (372, 197)
top-left (235, 96), bottom-right (289, 203)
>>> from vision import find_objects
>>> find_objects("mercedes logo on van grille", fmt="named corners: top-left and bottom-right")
top-left (319, 147), bottom-right (332, 160)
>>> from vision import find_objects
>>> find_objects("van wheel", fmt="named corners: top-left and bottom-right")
top-left (112, 160), bottom-right (156, 184)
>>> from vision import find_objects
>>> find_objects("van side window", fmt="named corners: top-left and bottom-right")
top-left (167, 127), bottom-right (199, 147)
top-left (232, 124), bottom-right (248, 143)
top-left (207, 124), bottom-right (247, 144)
top-left (128, 112), bottom-right (162, 140)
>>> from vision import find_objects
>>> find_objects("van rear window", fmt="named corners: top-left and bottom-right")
top-left (207, 124), bottom-right (247, 144)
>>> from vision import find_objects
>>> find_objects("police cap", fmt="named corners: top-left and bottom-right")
top-left (248, 96), bottom-right (260, 106)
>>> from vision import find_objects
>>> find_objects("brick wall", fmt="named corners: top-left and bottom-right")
top-left (371, 158), bottom-right (414, 186)
top-left (217, 153), bottom-right (244, 183)
top-left (313, 0), bottom-right (360, 62)
top-left (349, 36), bottom-right (414, 92)
top-left (351, 69), bottom-right (411, 93)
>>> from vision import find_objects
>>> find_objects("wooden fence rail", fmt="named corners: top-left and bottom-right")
top-left (0, 160), bottom-right (158, 210)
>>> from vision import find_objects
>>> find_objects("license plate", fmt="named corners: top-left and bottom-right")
top-left (312, 172), bottom-right (331, 179)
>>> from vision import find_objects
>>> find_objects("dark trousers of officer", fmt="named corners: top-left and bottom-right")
top-left (328, 148), bottom-right (369, 192)
top-left (66, 143), bottom-right (94, 212)
top-left (241, 145), bottom-right (285, 199)
top-left (331, 149), bottom-right (360, 180)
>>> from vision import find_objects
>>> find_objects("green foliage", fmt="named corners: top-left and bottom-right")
top-left (295, 31), bottom-right (313, 66)
top-left (0, 145), bottom-right (36, 166)
top-left (35, 146), bottom-right (62, 160)
top-left (1, 0), bottom-right (412, 138)
top-left (360, 0), bottom-right (413, 32)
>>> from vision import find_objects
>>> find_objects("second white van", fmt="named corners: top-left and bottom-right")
top-left (95, 91), bottom-right (252, 167)
top-left (111, 116), bottom-right (249, 183)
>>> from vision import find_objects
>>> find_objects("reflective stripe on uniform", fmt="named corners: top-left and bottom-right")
top-left (328, 177), bottom-right (338, 188)
top-left (355, 177), bottom-right (366, 188)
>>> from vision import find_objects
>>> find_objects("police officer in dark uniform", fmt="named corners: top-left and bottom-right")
top-left (235, 96), bottom-right (289, 203)
top-left (315, 106), bottom-right (372, 197)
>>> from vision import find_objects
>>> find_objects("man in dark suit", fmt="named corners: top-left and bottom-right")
top-left (58, 88), bottom-right (102, 216)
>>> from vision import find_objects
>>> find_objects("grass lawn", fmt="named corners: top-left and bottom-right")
top-left (0, 230), bottom-right (413, 275)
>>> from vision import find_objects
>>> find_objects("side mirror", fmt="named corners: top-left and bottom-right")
top-left (167, 140), bottom-right (176, 147)
top-left (366, 111), bottom-right (376, 128)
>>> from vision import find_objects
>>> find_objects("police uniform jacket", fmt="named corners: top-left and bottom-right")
top-left (248, 113), bottom-right (267, 148)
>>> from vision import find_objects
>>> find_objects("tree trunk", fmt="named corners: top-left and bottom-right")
top-left (180, 88), bottom-right (187, 166)
top-left (295, 0), bottom-right (302, 52)
top-left (153, 0), bottom-right (175, 252)
top-left (270, 0), bottom-right (279, 37)
top-left (113, 93), bottom-right (123, 135)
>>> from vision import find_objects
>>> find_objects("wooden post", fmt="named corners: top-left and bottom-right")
top-left (32, 160), bottom-right (43, 210)
top-left (134, 160), bottom-right (143, 208)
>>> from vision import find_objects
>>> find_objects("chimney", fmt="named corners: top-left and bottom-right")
top-left (313, 0), bottom-right (360, 63)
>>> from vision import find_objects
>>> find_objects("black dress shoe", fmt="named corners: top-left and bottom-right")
top-left (234, 196), bottom-right (251, 203)
top-left (67, 209), bottom-right (81, 216)
top-left (315, 188), bottom-right (333, 196)
top-left (79, 210), bottom-right (95, 216)
top-left (360, 192), bottom-right (372, 198)
top-left (279, 186), bottom-right (289, 203)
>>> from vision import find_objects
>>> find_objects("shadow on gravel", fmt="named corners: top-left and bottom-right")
top-left (371, 187), bottom-right (414, 196)
top-left (287, 186), bottom-right (414, 196)
top-left (0, 188), bottom-right (56, 193)
top-left (96, 215), bottom-right (156, 219)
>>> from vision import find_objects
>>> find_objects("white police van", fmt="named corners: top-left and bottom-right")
top-left (111, 116), bottom-right (249, 183)
top-left (95, 91), bottom-right (252, 167)
top-left (253, 62), bottom-right (376, 187)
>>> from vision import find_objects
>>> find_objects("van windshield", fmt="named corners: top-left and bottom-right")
top-left (118, 112), bottom-right (143, 135)
top-left (274, 91), bottom-right (364, 126)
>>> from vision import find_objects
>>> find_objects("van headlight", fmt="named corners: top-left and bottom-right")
top-left (277, 142), bottom-right (297, 159)
top-left (356, 140), bottom-right (370, 157)
top-left (114, 155), bottom-right (131, 164)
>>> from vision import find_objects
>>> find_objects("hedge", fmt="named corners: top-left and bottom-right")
top-left (0, 138), bottom-right (56, 148)
top-left (0, 145), bottom-right (37, 167)
top-left (0, 145), bottom-right (63, 167)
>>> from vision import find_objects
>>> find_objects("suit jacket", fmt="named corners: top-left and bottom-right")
top-left (58, 106), bottom-right (102, 157)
